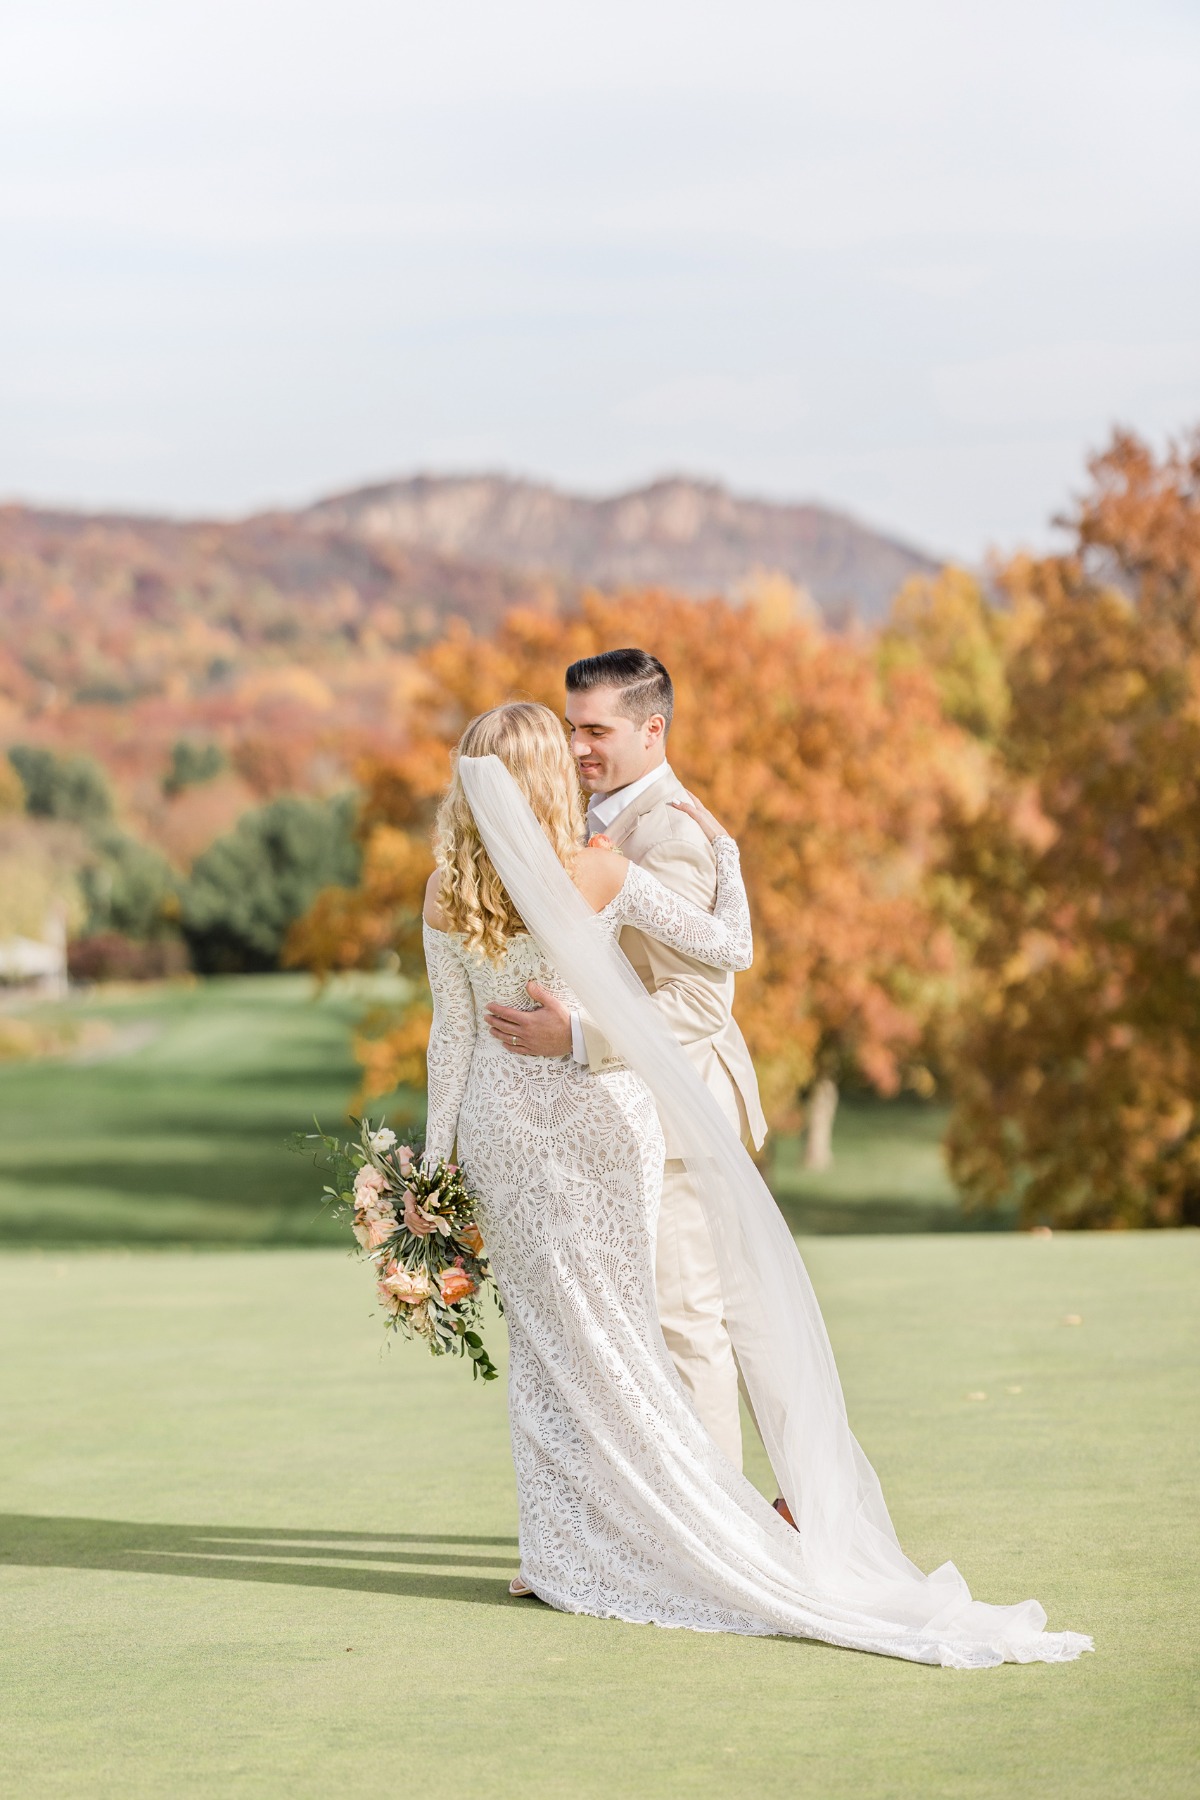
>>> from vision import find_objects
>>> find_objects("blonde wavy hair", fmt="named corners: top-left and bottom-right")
top-left (434, 701), bottom-right (585, 961)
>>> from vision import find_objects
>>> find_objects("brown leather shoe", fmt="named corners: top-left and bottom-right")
top-left (773, 1496), bottom-right (798, 1530)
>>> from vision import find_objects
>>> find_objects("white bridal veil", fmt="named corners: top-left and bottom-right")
top-left (458, 753), bottom-right (1092, 1667)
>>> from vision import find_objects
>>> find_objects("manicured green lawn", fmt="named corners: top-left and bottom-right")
top-left (0, 973), bottom-right (989, 1245)
top-left (0, 979), bottom-right (1193, 1794)
top-left (0, 1235), bottom-right (1195, 1798)
top-left (0, 976), bottom-right (416, 1247)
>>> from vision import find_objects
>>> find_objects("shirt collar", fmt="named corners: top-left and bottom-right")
top-left (587, 762), bottom-right (672, 833)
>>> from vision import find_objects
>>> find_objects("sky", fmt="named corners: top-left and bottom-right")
top-left (2, 0), bottom-right (1198, 561)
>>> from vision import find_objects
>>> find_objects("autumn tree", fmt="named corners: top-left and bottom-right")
top-left (288, 591), bottom-right (968, 1155)
top-left (942, 428), bottom-right (1200, 1228)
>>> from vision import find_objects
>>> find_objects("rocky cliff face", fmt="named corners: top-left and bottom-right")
top-left (302, 474), bottom-right (938, 622)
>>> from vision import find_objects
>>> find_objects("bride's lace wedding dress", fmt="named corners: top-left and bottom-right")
top-left (423, 774), bottom-right (1091, 1668)
top-left (424, 848), bottom-right (782, 1631)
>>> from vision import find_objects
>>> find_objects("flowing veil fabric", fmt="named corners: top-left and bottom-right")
top-left (458, 754), bottom-right (1092, 1667)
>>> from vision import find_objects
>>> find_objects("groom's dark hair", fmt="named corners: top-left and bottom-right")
top-left (565, 648), bottom-right (674, 731)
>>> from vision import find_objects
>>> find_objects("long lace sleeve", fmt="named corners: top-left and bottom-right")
top-left (606, 836), bottom-right (752, 971)
top-left (422, 922), bottom-right (477, 1163)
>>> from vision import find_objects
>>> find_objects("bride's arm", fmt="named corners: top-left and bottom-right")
top-left (605, 835), bottom-right (753, 972)
top-left (422, 921), bottom-right (477, 1164)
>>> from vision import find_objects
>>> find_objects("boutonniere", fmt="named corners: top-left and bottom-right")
top-left (587, 833), bottom-right (622, 854)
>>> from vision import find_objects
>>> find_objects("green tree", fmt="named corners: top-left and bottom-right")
top-left (163, 739), bottom-right (225, 797)
top-left (182, 794), bottom-right (360, 973)
top-left (7, 745), bottom-right (113, 828)
top-left (80, 828), bottom-right (180, 940)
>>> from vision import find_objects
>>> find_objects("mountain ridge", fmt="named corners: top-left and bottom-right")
top-left (0, 472), bottom-right (941, 721)
top-left (299, 472), bottom-right (939, 621)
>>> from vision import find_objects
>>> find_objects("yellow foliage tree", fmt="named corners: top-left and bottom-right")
top-left (0, 818), bottom-right (86, 940)
top-left (880, 565), bottom-right (1020, 742)
top-left (0, 757), bottom-right (24, 816)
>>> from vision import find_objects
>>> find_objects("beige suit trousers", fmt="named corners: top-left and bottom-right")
top-left (655, 1159), bottom-right (744, 1470)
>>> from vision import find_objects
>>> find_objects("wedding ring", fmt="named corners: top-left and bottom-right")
top-left (511, 1035), bottom-right (518, 1045)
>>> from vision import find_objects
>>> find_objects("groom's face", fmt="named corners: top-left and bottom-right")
top-left (565, 683), bottom-right (666, 796)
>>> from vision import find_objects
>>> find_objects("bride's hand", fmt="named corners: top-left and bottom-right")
top-left (669, 791), bottom-right (731, 844)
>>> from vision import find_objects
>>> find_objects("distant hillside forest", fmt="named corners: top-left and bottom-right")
top-left (0, 471), bottom-right (934, 710)
top-left (0, 473), bottom-right (936, 853)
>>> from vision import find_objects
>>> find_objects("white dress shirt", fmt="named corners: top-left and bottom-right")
top-left (570, 762), bottom-right (674, 1061)
top-left (586, 761), bottom-right (673, 838)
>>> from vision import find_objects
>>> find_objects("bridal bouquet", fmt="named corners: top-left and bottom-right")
top-left (295, 1118), bottom-right (501, 1381)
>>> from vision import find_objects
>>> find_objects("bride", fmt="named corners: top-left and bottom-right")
top-left (420, 699), bottom-right (1091, 1668)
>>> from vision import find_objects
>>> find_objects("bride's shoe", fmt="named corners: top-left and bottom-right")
top-left (508, 1573), bottom-right (535, 1597)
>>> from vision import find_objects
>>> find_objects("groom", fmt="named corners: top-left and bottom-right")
top-left (484, 648), bottom-right (767, 1469)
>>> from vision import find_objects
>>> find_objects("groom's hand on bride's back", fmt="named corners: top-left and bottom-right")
top-left (485, 982), bottom-right (573, 1058)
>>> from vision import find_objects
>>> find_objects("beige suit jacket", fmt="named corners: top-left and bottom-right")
top-left (580, 769), bottom-right (768, 1157)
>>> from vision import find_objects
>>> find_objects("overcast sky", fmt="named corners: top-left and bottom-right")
top-left (2, 0), bottom-right (1198, 559)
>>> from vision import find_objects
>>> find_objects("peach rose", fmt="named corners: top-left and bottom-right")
top-left (353, 1163), bottom-right (387, 1203)
top-left (353, 1213), bottom-right (394, 1252)
top-left (376, 1282), bottom-right (402, 1318)
top-left (439, 1266), bottom-right (477, 1306)
top-left (377, 1262), bottom-right (434, 1309)
top-left (457, 1220), bottom-right (485, 1257)
top-left (587, 833), bottom-right (615, 851)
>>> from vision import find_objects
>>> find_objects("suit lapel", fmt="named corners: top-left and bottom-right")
top-left (607, 771), bottom-right (686, 850)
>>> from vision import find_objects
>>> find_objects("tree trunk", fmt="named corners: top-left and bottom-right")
top-left (803, 1076), bottom-right (839, 1171)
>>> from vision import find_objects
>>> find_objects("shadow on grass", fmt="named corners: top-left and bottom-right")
top-left (0, 1515), bottom-right (521, 1609)
top-left (772, 1194), bottom-right (1016, 1236)
top-left (0, 1156), bottom-right (338, 1207)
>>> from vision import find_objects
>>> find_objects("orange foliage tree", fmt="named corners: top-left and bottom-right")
top-left (287, 591), bottom-right (969, 1145)
top-left (941, 428), bottom-right (1200, 1227)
